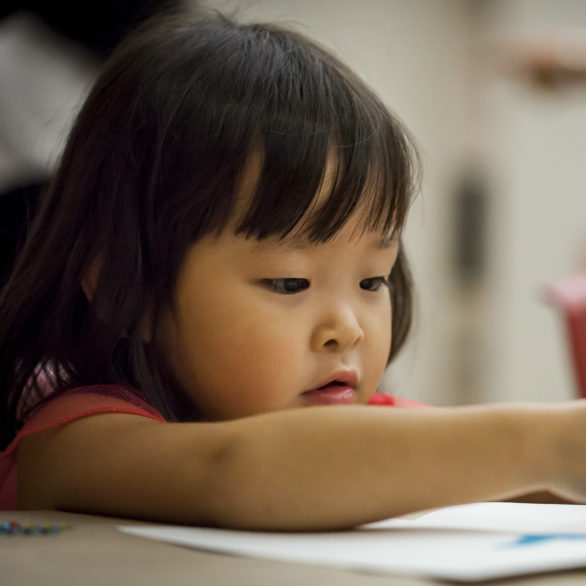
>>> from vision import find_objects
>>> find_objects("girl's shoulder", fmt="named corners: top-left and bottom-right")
top-left (20, 385), bottom-right (166, 438)
top-left (0, 385), bottom-right (165, 509)
top-left (7, 384), bottom-right (165, 452)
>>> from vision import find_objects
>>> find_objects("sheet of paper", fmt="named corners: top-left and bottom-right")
top-left (119, 502), bottom-right (586, 582)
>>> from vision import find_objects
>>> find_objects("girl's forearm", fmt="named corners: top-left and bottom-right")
top-left (206, 404), bottom-right (557, 530)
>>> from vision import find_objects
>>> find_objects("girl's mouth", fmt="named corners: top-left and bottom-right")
top-left (301, 376), bottom-right (357, 405)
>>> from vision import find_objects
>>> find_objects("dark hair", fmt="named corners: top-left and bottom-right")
top-left (0, 10), bottom-right (420, 448)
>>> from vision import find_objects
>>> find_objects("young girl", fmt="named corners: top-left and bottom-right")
top-left (1, 10), bottom-right (586, 529)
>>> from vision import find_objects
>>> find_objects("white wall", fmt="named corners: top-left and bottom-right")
top-left (476, 0), bottom-right (586, 403)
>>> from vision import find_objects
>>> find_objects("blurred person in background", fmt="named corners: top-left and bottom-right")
top-left (0, 1), bottom-right (185, 286)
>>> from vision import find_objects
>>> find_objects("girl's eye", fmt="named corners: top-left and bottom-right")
top-left (263, 278), bottom-right (310, 294)
top-left (360, 276), bottom-right (390, 292)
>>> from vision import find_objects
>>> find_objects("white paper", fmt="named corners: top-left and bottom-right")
top-left (119, 502), bottom-right (586, 582)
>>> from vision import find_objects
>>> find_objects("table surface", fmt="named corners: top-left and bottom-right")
top-left (2, 510), bottom-right (586, 586)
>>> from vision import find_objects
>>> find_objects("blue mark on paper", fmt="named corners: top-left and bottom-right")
top-left (502, 534), bottom-right (586, 549)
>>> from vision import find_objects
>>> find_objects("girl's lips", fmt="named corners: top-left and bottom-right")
top-left (301, 370), bottom-right (358, 405)
top-left (301, 385), bottom-right (356, 405)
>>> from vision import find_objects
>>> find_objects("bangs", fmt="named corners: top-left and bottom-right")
top-left (234, 121), bottom-right (418, 243)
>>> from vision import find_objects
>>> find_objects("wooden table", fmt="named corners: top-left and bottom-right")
top-left (2, 510), bottom-right (586, 585)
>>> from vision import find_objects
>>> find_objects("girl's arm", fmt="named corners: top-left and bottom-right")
top-left (16, 403), bottom-right (586, 530)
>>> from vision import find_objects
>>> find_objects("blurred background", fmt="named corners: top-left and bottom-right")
top-left (2, 0), bottom-right (586, 406)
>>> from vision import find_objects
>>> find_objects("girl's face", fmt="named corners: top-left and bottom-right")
top-left (157, 214), bottom-right (399, 421)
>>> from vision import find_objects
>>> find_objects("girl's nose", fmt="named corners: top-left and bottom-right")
top-left (311, 303), bottom-right (365, 351)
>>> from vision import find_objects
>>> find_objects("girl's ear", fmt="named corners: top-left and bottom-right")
top-left (81, 255), bottom-right (102, 302)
